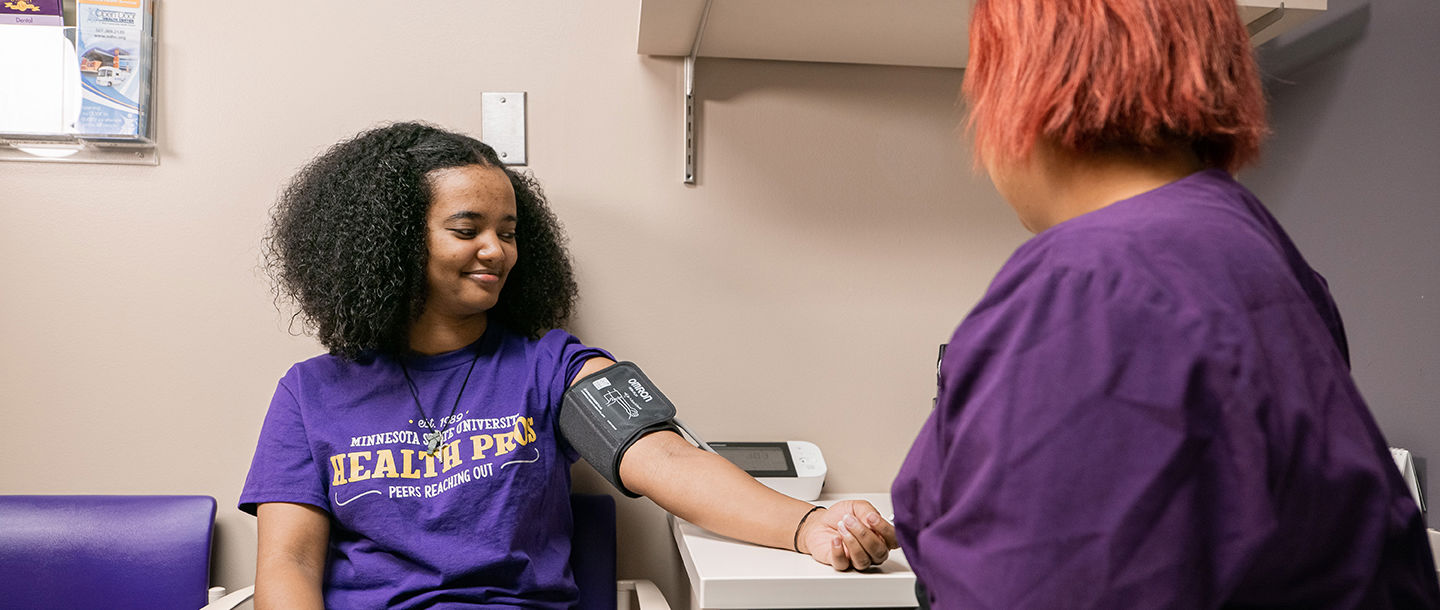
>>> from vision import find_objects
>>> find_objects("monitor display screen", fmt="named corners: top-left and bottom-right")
top-left (714, 444), bottom-right (789, 472)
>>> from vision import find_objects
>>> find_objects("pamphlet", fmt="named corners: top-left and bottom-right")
top-left (0, 0), bottom-right (62, 26)
top-left (76, 0), bottom-right (152, 139)
top-left (0, 16), bottom-right (76, 134)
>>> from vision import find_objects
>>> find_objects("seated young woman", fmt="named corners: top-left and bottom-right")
top-left (239, 122), bottom-right (897, 609)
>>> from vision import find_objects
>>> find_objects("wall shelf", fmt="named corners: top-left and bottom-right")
top-left (639, 0), bottom-right (1327, 182)
top-left (0, 134), bottom-right (157, 165)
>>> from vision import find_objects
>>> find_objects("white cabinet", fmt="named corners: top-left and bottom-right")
top-left (637, 0), bottom-right (1327, 68)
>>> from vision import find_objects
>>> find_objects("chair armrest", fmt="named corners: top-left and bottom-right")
top-left (201, 585), bottom-right (255, 610)
top-left (617, 579), bottom-right (670, 610)
top-left (206, 582), bottom-right (665, 609)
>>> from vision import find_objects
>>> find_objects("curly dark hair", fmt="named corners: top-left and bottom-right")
top-left (264, 121), bottom-right (578, 360)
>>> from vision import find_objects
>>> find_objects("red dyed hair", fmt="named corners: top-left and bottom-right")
top-left (964, 0), bottom-right (1268, 173)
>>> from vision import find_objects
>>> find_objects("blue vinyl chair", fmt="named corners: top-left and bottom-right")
top-left (570, 493), bottom-right (669, 610)
top-left (0, 495), bottom-right (218, 609)
top-left (0, 494), bottom-right (667, 610)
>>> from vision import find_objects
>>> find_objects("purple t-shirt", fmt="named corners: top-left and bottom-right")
top-left (240, 325), bottom-right (609, 609)
top-left (893, 170), bottom-right (1440, 608)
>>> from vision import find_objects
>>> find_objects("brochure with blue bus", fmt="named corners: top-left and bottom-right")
top-left (76, 0), bottom-right (152, 140)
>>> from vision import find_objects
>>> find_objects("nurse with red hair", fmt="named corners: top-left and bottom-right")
top-left (891, 1), bottom-right (1440, 607)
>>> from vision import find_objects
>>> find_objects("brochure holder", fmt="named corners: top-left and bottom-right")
top-left (0, 0), bottom-right (157, 166)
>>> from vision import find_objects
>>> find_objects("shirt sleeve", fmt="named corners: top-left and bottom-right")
top-left (539, 329), bottom-right (614, 463)
top-left (238, 375), bottom-right (331, 516)
top-left (899, 264), bottom-right (1275, 609)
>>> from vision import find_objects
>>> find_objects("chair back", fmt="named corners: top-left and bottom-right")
top-left (0, 494), bottom-right (217, 610)
top-left (570, 493), bottom-right (620, 610)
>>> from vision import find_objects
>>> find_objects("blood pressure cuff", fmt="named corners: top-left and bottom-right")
top-left (560, 361), bottom-right (679, 497)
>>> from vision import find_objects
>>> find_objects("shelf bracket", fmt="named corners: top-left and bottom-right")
top-left (684, 0), bottom-right (716, 184)
top-left (1246, 3), bottom-right (1287, 39)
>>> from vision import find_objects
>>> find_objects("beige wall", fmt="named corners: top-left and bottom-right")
top-left (0, 1), bottom-right (1025, 604)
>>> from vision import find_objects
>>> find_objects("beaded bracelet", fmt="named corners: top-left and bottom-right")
top-left (792, 505), bottom-right (825, 553)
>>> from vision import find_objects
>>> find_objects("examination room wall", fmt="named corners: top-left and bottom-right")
top-left (1, 1), bottom-right (1435, 607)
top-left (1243, 0), bottom-right (1440, 524)
top-left (0, 1), bottom-right (1022, 603)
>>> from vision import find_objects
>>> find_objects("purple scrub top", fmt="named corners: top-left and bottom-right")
top-left (893, 170), bottom-right (1439, 609)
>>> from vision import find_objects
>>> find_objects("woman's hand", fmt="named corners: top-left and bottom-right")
top-left (797, 500), bottom-right (899, 570)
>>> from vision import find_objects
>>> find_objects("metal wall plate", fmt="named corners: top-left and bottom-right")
top-left (481, 92), bottom-right (526, 165)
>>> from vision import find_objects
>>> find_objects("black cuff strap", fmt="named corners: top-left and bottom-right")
top-left (559, 362), bottom-right (679, 497)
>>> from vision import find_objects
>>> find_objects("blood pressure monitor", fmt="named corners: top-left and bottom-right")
top-left (710, 441), bottom-right (826, 501)
top-left (561, 362), bottom-right (829, 501)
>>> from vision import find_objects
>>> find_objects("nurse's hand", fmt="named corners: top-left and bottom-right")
top-left (797, 500), bottom-right (899, 570)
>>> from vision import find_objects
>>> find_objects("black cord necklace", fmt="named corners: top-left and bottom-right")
top-left (400, 349), bottom-right (482, 456)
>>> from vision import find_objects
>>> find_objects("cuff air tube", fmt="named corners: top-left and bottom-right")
top-left (560, 361), bottom-right (679, 497)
